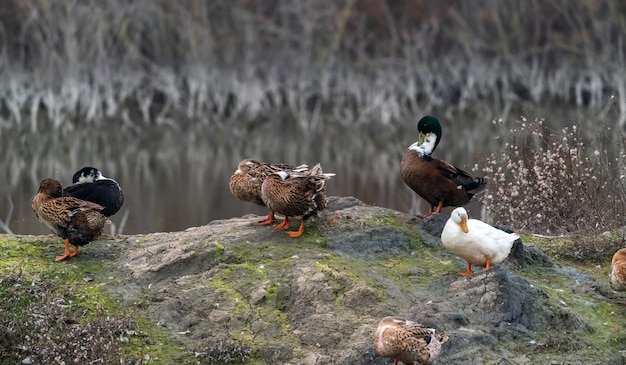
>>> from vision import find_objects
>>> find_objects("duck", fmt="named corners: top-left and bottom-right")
top-left (260, 163), bottom-right (334, 237)
top-left (400, 116), bottom-right (487, 215)
top-left (441, 207), bottom-right (519, 276)
top-left (62, 166), bottom-right (124, 217)
top-left (32, 178), bottom-right (111, 261)
top-left (229, 159), bottom-right (308, 225)
top-left (610, 248), bottom-right (626, 291)
top-left (373, 316), bottom-right (449, 365)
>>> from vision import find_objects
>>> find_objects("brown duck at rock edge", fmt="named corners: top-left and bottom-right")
top-left (229, 159), bottom-right (308, 225)
top-left (32, 178), bottom-right (111, 261)
top-left (261, 163), bottom-right (334, 237)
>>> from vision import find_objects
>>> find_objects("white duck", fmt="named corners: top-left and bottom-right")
top-left (441, 207), bottom-right (519, 276)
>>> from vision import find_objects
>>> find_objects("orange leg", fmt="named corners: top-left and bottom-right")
top-left (416, 201), bottom-right (444, 217)
top-left (484, 258), bottom-right (492, 271)
top-left (256, 210), bottom-right (275, 225)
top-left (434, 201), bottom-right (443, 213)
top-left (69, 245), bottom-right (80, 257)
top-left (457, 261), bottom-right (473, 276)
top-left (55, 238), bottom-right (71, 261)
top-left (273, 216), bottom-right (290, 229)
top-left (393, 359), bottom-right (398, 365)
top-left (287, 220), bottom-right (306, 238)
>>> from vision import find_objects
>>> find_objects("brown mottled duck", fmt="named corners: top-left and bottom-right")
top-left (32, 178), bottom-right (111, 261)
top-left (229, 159), bottom-right (308, 225)
top-left (260, 163), bottom-right (334, 237)
top-left (373, 316), bottom-right (449, 365)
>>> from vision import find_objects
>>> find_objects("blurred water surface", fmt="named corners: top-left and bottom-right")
top-left (0, 104), bottom-right (619, 235)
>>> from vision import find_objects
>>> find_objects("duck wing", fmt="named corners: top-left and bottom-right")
top-left (38, 197), bottom-right (105, 228)
top-left (403, 321), bottom-right (431, 339)
top-left (63, 180), bottom-right (124, 216)
top-left (466, 219), bottom-right (519, 261)
top-left (430, 158), bottom-right (486, 192)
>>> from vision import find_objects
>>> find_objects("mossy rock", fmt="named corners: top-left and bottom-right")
top-left (1, 196), bottom-right (625, 364)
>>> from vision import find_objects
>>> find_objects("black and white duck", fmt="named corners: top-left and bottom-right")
top-left (62, 166), bottom-right (124, 217)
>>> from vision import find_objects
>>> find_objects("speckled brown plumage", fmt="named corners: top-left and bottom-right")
top-left (260, 163), bottom-right (333, 237)
top-left (373, 316), bottom-right (448, 365)
top-left (610, 248), bottom-right (626, 291)
top-left (32, 178), bottom-right (111, 261)
top-left (229, 159), bottom-right (308, 225)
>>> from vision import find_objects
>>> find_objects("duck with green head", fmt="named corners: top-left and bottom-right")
top-left (400, 116), bottom-right (486, 215)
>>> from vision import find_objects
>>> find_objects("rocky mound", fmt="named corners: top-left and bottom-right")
top-left (104, 196), bottom-right (625, 364)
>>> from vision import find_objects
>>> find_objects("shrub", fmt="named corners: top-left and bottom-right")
top-left (478, 116), bottom-right (626, 235)
top-left (0, 273), bottom-right (135, 364)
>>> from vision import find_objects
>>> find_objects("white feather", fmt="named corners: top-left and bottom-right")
top-left (441, 207), bottom-right (519, 267)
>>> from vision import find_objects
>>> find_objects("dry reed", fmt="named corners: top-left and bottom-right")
top-left (478, 116), bottom-right (626, 235)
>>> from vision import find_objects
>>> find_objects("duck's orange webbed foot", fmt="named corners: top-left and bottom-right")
top-left (484, 258), bottom-right (492, 271)
top-left (55, 239), bottom-right (71, 261)
top-left (287, 220), bottom-right (306, 238)
top-left (457, 261), bottom-right (473, 276)
top-left (69, 245), bottom-right (80, 257)
top-left (273, 216), bottom-right (289, 230)
top-left (256, 210), bottom-right (275, 225)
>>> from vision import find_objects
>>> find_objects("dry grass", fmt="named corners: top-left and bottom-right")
top-left (195, 339), bottom-right (252, 364)
top-left (0, 273), bottom-right (135, 364)
top-left (478, 116), bottom-right (626, 235)
top-left (0, 0), bottom-right (625, 129)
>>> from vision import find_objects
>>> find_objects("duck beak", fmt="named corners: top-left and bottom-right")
top-left (418, 132), bottom-right (426, 145)
top-left (460, 217), bottom-right (469, 233)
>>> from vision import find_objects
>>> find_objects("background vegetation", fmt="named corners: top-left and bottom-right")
top-left (479, 117), bottom-right (626, 235)
top-left (1, 0), bottom-right (626, 235)
top-left (1, 0), bottom-right (625, 128)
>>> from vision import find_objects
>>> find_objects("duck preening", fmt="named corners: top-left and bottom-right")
top-left (32, 178), bottom-right (111, 261)
top-left (373, 316), bottom-right (448, 365)
top-left (400, 116), bottom-right (486, 215)
top-left (229, 159), bottom-right (309, 225)
top-left (62, 167), bottom-right (124, 217)
top-left (610, 248), bottom-right (626, 291)
top-left (441, 207), bottom-right (519, 276)
top-left (260, 163), bottom-right (334, 237)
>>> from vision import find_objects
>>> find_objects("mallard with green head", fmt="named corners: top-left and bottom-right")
top-left (400, 116), bottom-right (486, 215)
top-left (32, 178), bottom-right (111, 261)
top-left (373, 316), bottom-right (449, 365)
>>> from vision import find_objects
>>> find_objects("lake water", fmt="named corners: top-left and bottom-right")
top-left (1, 104), bottom-right (619, 235)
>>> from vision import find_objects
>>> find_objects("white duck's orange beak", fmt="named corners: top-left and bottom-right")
top-left (460, 217), bottom-right (469, 233)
